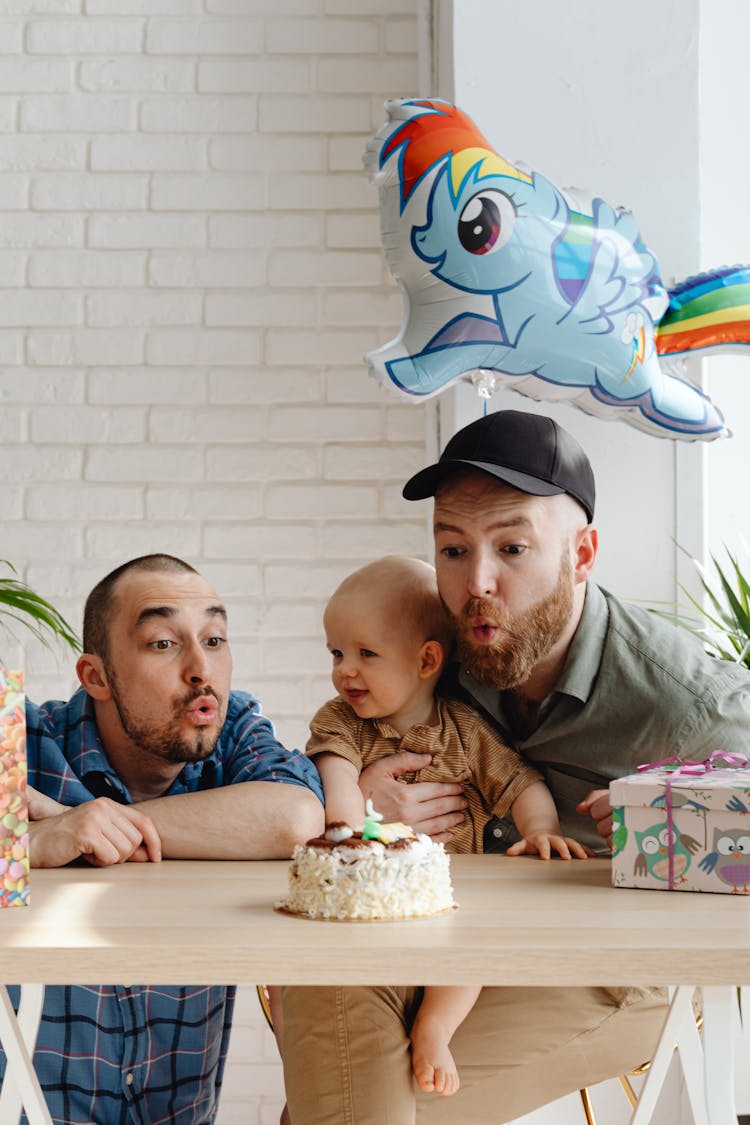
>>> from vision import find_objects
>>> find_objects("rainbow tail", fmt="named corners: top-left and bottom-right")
top-left (656, 266), bottom-right (750, 357)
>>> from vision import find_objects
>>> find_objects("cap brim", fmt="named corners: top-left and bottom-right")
top-left (402, 459), bottom-right (566, 501)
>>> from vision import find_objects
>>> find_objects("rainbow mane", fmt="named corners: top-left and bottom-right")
top-left (380, 99), bottom-right (531, 213)
top-left (656, 267), bottom-right (750, 355)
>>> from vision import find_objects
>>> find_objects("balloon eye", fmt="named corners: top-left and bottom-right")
top-left (458, 191), bottom-right (515, 255)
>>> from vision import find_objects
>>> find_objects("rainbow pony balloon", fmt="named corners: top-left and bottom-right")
top-left (364, 99), bottom-right (750, 440)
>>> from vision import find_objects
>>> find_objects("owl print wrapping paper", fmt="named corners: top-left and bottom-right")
top-left (610, 763), bottom-right (750, 894)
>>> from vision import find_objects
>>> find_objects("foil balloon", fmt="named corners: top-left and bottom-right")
top-left (364, 98), bottom-right (750, 440)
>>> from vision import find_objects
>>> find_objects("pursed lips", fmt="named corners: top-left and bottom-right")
top-left (468, 616), bottom-right (501, 644)
top-left (184, 695), bottom-right (219, 725)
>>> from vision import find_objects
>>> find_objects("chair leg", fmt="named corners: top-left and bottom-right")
top-left (256, 984), bottom-right (274, 1031)
top-left (618, 1073), bottom-right (639, 1109)
top-left (579, 1087), bottom-right (598, 1125)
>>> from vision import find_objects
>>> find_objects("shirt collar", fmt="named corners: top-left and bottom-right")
top-left (552, 581), bottom-right (609, 704)
top-left (68, 687), bottom-right (121, 779)
top-left (372, 696), bottom-right (448, 741)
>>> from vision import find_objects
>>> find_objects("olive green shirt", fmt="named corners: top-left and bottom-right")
top-left (446, 582), bottom-right (750, 854)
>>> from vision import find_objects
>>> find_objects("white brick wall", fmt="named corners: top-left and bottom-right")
top-left (0, 3), bottom-right (425, 1121)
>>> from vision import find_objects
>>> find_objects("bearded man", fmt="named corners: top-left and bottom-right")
top-left (11, 553), bottom-right (324, 1125)
top-left (280, 410), bottom-right (750, 1125)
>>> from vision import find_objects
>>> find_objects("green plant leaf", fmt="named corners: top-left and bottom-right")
top-left (651, 545), bottom-right (750, 669)
top-left (727, 549), bottom-right (750, 616)
top-left (0, 560), bottom-right (81, 656)
top-left (712, 554), bottom-right (750, 638)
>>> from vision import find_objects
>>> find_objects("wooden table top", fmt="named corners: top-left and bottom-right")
top-left (4, 855), bottom-right (750, 985)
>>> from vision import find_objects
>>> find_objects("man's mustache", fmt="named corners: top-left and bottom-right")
top-left (178, 686), bottom-right (220, 706)
top-left (460, 597), bottom-right (503, 624)
top-left (459, 597), bottom-right (524, 634)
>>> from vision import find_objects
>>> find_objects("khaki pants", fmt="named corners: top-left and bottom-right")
top-left (280, 984), bottom-right (669, 1124)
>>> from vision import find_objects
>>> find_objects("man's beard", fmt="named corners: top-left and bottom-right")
top-left (107, 672), bottom-right (222, 764)
top-left (448, 552), bottom-right (575, 690)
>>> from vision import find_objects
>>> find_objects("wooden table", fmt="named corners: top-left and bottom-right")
top-left (2, 855), bottom-right (749, 1123)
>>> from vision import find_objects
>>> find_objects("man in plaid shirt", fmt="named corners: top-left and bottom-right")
top-left (9, 552), bottom-right (324, 1125)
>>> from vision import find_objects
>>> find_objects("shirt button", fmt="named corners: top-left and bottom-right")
top-left (125, 1073), bottom-right (134, 1086)
top-left (492, 827), bottom-right (503, 839)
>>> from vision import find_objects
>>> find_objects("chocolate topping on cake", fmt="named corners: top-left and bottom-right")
top-left (305, 836), bottom-right (338, 850)
top-left (306, 831), bottom-right (379, 851)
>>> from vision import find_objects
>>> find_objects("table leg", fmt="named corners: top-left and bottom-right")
top-left (629, 986), bottom-right (699, 1125)
top-left (675, 992), bottom-right (709, 1125)
top-left (628, 985), bottom-right (738, 1125)
top-left (0, 985), bottom-right (52, 1125)
top-left (702, 986), bottom-right (738, 1125)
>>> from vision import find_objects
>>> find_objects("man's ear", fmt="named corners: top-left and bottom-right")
top-left (76, 653), bottom-right (112, 701)
top-left (418, 639), bottom-right (444, 679)
top-left (573, 525), bottom-right (598, 583)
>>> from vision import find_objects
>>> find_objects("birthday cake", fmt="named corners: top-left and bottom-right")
top-left (276, 804), bottom-right (455, 921)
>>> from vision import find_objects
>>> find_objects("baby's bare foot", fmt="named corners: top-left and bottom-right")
top-left (411, 1032), bottom-right (460, 1096)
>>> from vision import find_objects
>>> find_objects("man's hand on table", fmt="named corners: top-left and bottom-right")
top-left (358, 752), bottom-right (468, 843)
top-left (27, 784), bottom-right (66, 821)
top-left (28, 787), bottom-right (162, 869)
top-left (576, 789), bottom-right (613, 849)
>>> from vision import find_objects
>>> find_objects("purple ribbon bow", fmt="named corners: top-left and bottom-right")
top-left (636, 750), bottom-right (748, 889)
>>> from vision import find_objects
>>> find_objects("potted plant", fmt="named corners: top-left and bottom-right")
top-left (655, 546), bottom-right (750, 668)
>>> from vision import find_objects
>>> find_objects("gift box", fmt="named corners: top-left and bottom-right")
top-left (610, 752), bottom-right (750, 894)
top-left (0, 669), bottom-right (29, 907)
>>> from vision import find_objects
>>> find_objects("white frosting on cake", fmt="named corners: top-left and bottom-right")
top-left (278, 832), bottom-right (455, 920)
top-left (324, 823), bottom-right (354, 843)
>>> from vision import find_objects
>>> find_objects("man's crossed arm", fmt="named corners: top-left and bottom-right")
top-left (28, 783), bottom-right (324, 868)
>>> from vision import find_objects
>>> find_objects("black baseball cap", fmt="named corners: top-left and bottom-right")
top-left (402, 410), bottom-right (595, 521)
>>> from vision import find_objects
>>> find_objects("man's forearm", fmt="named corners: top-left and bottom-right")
top-left (133, 782), bottom-right (324, 859)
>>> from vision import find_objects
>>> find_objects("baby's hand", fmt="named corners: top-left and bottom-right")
top-left (506, 833), bottom-right (591, 860)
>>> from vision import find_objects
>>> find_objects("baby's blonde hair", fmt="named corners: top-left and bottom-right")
top-left (329, 556), bottom-right (454, 652)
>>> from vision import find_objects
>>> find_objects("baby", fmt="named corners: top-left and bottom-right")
top-left (305, 555), bottom-right (588, 1097)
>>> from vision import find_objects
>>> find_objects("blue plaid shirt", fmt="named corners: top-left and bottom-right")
top-left (5, 687), bottom-right (323, 1125)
